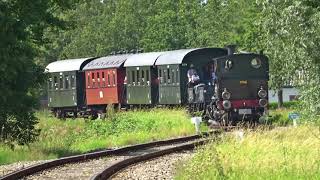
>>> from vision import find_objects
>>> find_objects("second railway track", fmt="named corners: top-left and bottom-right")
top-left (1, 131), bottom-right (221, 180)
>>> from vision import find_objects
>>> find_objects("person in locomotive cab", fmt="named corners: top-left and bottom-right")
top-left (187, 64), bottom-right (200, 87)
top-left (210, 64), bottom-right (217, 85)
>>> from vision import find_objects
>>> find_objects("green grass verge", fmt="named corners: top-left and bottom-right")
top-left (0, 108), bottom-right (197, 165)
top-left (175, 125), bottom-right (320, 180)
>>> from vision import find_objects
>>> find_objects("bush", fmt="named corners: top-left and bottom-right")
top-left (266, 109), bottom-right (292, 126)
top-left (268, 101), bottom-right (300, 110)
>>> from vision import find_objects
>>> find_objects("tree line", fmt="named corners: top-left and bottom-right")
top-left (1, 0), bottom-right (320, 145)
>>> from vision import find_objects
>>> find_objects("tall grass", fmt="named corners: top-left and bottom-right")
top-left (0, 108), bottom-right (196, 165)
top-left (176, 125), bottom-right (320, 179)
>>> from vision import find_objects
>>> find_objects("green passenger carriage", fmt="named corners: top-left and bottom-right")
top-left (46, 58), bottom-right (95, 118)
top-left (155, 48), bottom-right (227, 105)
top-left (124, 52), bottom-right (164, 105)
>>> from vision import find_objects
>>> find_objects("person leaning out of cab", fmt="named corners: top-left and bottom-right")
top-left (187, 64), bottom-right (200, 87)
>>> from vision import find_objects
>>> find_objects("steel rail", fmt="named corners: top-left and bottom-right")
top-left (0, 132), bottom-right (214, 180)
top-left (91, 139), bottom-right (209, 180)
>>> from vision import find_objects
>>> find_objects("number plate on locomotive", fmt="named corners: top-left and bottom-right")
top-left (239, 109), bottom-right (252, 114)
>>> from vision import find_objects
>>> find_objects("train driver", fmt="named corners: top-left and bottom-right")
top-left (210, 64), bottom-right (217, 85)
top-left (187, 64), bottom-right (200, 87)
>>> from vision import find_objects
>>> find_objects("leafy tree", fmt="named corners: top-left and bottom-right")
top-left (258, 0), bottom-right (320, 109)
top-left (189, 0), bottom-right (261, 50)
top-left (0, 0), bottom-right (71, 146)
top-left (141, 0), bottom-right (202, 51)
top-left (58, 0), bottom-right (152, 58)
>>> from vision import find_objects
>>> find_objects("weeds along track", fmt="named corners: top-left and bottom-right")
top-left (0, 132), bottom-right (218, 180)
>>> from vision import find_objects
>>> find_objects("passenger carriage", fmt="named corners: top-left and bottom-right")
top-left (155, 48), bottom-right (227, 105)
top-left (124, 52), bottom-right (165, 105)
top-left (82, 54), bottom-right (130, 114)
top-left (46, 58), bottom-right (96, 118)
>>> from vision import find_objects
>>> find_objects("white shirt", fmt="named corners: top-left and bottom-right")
top-left (187, 68), bottom-right (199, 82)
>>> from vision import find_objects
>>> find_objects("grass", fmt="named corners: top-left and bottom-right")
top-left (267, 108), bottom-right (293, 126)
top-left (0, 108), bottom-right (196, 165)
top-left (175, 125), bottom-right (320, 180)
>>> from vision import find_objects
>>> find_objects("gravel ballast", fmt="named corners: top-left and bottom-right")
top-left (112, 151), bottom-right (194, 180)
top-left (0, 160), bottom-right (48, 177)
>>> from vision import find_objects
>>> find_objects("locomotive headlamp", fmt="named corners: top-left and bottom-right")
top-left (258, 89), bottom-right (267, 98)
top-left (259, 99), bottom-right (268, 107)
top-left (223, 100), bottom-right (232, 110)
top-left (222, 88), bottom-right (231, 100)
top-left (251, 58), bottom-right (262, 68)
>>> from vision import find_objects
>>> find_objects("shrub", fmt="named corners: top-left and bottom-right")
top-left (268, 101), bottom-right (300, 110)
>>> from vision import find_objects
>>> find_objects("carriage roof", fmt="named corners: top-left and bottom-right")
top-left (124, 51), bottom-right (166, 67)
top-left (83, 54), bottom-right (131, 70)
top-left (155, 48), bottom-right (227, 65)
top-left (45, 57), bottom-right (95, 73)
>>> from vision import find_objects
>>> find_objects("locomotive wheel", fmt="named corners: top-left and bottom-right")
top-left (72, 111), bottom-right (78, 119)
top-left (55, 109), bottom-right (65, 119)
top-left (90, 111), bottom-right (98, 120)
top-left (221, 113), bottom-right (231, 126)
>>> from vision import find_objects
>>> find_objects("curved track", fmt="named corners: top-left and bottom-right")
top-left (0, 132), bottom-right (216, 180)
top-left (91, 138), bottom-right (208, 180)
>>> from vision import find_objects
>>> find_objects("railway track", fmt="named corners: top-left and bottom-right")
top-left (92, 138), bottom-right (208, 180)
top-left (0, 131), bottom-right (219, 180)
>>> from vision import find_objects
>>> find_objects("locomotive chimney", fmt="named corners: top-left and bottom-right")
top-left (226, 45), bottom-right (236, 55)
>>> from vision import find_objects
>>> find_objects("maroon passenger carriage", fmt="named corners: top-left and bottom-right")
top-left (82, 54), bottom-right (131, 117)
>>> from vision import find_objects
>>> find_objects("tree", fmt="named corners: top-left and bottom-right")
top-left (258, 0), bottom-right (320, 110)
top-left (0, 0), bottom-right (71, 145)
top-left (188, 0), bottom-right (261, 50)
top-left (141, 0), bottom-right (202, 51)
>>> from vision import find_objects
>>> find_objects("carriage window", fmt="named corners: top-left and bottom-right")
top-left (101, 72), bottom-right (106, 87)
top-left (97, 73), bottom-right (101, 87)
top-left (159, 69), bottom-right (162, 83)
top-left (92, 72), bottom-right (95, 88)
top-left (113, 73), bottom-right (116, 85)
top-left (146, 70), bottom-right (149, 82)
top-left (176, 69), bottom-right (179, 83)
top-left (54, 76), bottom-right (58, 90)
top-left (107, 73), bottom-right (110, 86)
top-left (163, 69), bottom-right (166, 83)
top-left (171, 70), bottom-right (175, 83)
top-left (87, 73), bottom-right (90, 88)
top-left (132, 71), bottom-right (135, 83)
top-left (48, 78), bottom-right (52, 90)
top-left (141, 70), bottom-right (144, 85)
top-left (167, 69), bottom-right (170, 84)
top-left (71, 75), bottom-right (76, 89)
top-left (59, 76), bottom-right (63, 89)
top-left (65, 75), bottom-right (69, 89)
top-left (136, 70), bottom-right (140, 85)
